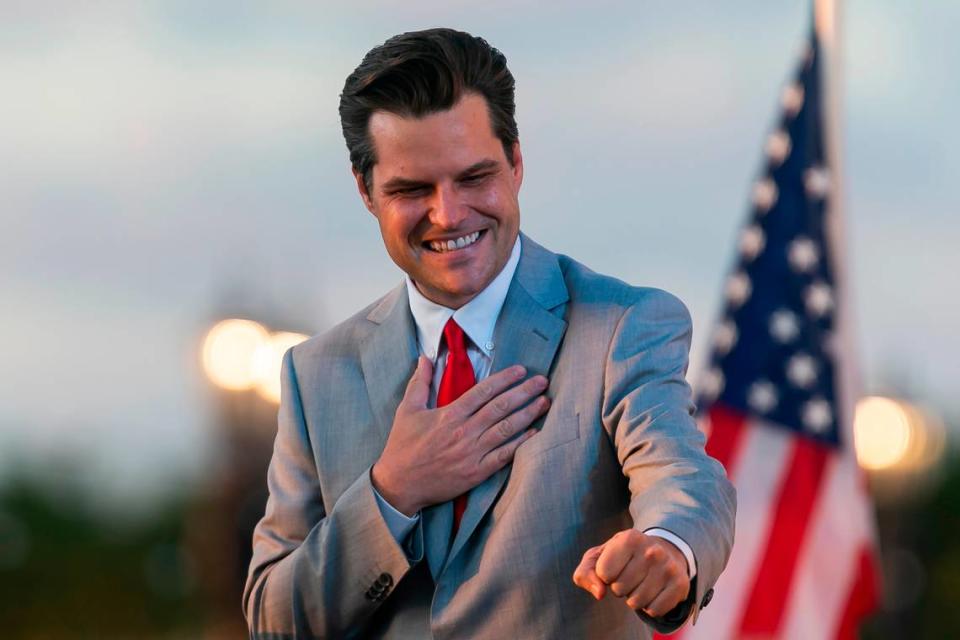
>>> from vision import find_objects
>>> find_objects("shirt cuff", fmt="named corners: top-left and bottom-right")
top-left (373, 483), bottom-right (421, 544)
top-left (644, 528), bottom-right (697, 579)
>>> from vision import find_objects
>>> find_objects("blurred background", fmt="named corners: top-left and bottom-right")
top-left (1, 1), bottom-right (956, 637)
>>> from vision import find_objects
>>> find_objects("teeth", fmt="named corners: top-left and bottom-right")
top-left (429, 231), bottom-right (481, 253)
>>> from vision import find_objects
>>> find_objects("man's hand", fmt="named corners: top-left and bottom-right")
top-left (573, 530), bottom-right (690, 618)
top-left (371, 356), bottom-right (550, 516)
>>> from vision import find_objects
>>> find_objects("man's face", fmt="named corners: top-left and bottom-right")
top-left (355, 93), bottom-right (523, 309)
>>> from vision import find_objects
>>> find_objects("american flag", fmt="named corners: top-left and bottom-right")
top-left (658, 28), bottom-right (881, 639)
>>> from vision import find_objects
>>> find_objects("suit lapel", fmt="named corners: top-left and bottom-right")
top-left (362, 284), bottom-right (458, 578)
top-left (360, 284), bottom-right (420, 444)
top-left (444, 235), bottom-right (569, 570)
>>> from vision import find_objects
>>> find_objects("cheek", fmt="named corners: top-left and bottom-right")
top-left (467, 185), bottom-right (517, 217)
top-left (380, 205), bottom-right (423, 243)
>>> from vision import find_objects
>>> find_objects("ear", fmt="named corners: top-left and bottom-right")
top-left (352, 167), bottom-right (377, 216)
top-left (510, 141), bottom-right (524, 192)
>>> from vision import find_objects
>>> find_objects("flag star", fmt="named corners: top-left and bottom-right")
top-left (805, 281), bottom-right (834, 317)
top-left (752, 177), bottom-right (779, 213)
top-left (770, 308), bottom-right (800, 343)
top-left (802, 397), bottom-right (832, 433)
top-left (739, 225), bottom-right (766, 261)
top-left (725, 271), bottom-right (752, 308)
top-left (786, 353), bottom-right (818, 388)
top-left (700, 368), bottom-right (725, 400)
top-left (748, 380), bottom-right (778, 413)
top-left (713, 319), bottom-right (738, 355)
top-left (765, 129), bottom-right (792, 166)
top-left (788, 236), bottom-right (820, 273)
top-left (781, 82), bottom-right (805, 116)
top-left (804, 166), bottom-right (831, 199)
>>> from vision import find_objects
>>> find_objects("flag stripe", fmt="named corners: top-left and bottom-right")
top-left (737, 437), bottom-right (831, 636)
top-left (653, 408), bottom-right (751, 640)
top-left (780, 451), bottom-right (878, 639)
top-left (680, 423), bottom-right (794, 640)
top-left (704, 404), bottom-right (749, 474)
top-left (834, 544), bottom-right (881, 640)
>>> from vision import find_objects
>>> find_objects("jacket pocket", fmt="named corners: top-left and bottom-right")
top-left (520, 410), bottom-right (581, 458)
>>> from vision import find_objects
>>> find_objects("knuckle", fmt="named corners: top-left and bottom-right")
top-left (465, 467), bottom-right (482, 485)
top-left (437, 409), bottom-right (455, 429)
top-left (497, 418), bottom-right (512, 439)
top-left (595, 566), bottom-right (613, 584)
top-left (493, 397), bottom-right (510, 413)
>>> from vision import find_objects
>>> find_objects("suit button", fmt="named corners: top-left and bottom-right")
top-left (701, 588), bottom-right (714, 609)
top-left (376, 572), bottom-right (394, 587)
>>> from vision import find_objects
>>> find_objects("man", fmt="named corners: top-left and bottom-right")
top-left (244, 28), bottom-right (735, 639)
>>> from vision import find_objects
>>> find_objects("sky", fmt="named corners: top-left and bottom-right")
top-left (1, 1), bottom-right (957, 510)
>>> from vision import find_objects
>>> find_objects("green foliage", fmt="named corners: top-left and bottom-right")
top-left (0, 476), bottom-right (205, 639)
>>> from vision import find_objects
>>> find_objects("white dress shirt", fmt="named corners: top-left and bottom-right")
top-left (372, 235), bottom-right (697, 579)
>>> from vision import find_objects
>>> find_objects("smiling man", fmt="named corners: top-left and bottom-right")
top-left (244, 28), bottom-right (735, 639)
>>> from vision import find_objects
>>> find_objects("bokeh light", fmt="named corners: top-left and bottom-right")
top-left (853, 396), bottom-right (946, 476)
top-left (854, 396), bottom-right (913, 471)
top-left (252, 331), bottom-right (310, 404)
top-left (201, 319), bottom-right (270, 391)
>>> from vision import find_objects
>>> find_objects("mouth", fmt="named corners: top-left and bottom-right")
top-left (423, 230), bottom-right (485, 253)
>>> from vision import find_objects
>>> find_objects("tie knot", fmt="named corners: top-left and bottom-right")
top-left (442, 318), bottom-right (469, 356)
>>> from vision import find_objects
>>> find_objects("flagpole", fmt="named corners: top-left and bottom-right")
top-left (814, 0), bottom-right (860, 436)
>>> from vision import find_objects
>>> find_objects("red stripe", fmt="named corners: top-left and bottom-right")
top-left (834, 544), bottom-right (881, 639)
top-left (704, 404), bottom-right (749, 475)
top-left (737, 437), bottom-right (831, 636)
top-left (652, 406), bottom-right (750, 640)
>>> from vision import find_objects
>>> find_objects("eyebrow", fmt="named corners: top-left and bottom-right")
top-left (379, 159), bottom-right (501, 193)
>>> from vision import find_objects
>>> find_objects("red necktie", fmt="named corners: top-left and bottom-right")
top-left (436, 318), bottom-right (475, 536)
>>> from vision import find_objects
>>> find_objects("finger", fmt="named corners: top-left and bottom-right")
top-left (639, 577), bottom-right (689, 618)
top-left (624, 567), bottom-right (667, 613)
top-left (401, 356), bottom-right (433, 410)
top-left (477, 426), bottom-right (536, 476)
top-left (594, 533), bottom-right (638, 586)
top-left (450, 365), bottom-right (528, 418)
top-left (608, 553), bottom-right (650, 598)
top-left (470, 373), bottom-right (547, 431)
top-left (572, 546), bottom-right (607, 600)
top-left (476, 394), bottom-right (550, 451)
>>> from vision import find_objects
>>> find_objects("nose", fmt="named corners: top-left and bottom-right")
top-left (427, 183), bottom-right (467, 229)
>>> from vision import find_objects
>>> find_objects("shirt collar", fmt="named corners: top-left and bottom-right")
top-left (405, 234), bottom-right (522, 360)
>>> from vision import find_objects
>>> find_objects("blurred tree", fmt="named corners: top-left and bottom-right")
top-left (0, 471), bottom-right (204, 638)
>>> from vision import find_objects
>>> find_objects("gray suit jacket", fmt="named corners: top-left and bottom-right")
top-left (243, 235), bottom-right (736, 639)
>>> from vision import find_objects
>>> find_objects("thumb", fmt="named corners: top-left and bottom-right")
top-left (573, 545), bottom-right (608, 601)
top-left (402, 356), bottom-right (432, 410)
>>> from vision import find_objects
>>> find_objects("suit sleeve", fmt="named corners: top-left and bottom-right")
top-left (601, 289), bottom-right (737, 633)
top-left (243, 348), bottom-right (423, 639)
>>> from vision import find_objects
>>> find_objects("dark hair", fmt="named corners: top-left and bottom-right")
top-left (339, 28), bottom-right (518, 192)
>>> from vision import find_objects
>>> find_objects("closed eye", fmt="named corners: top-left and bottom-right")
top-left (390, 185), bottom-right (429, 196)
top-left (460, 172), bottom-right (492, 185)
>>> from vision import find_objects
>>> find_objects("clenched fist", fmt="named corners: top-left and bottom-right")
top-left (573, 529), bottom-right (690, 618)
